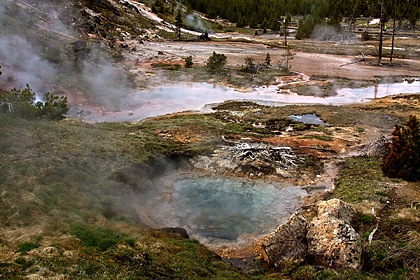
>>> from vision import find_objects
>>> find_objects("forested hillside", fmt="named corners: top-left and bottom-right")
top-left (185, 0), bottom-right (420, 29)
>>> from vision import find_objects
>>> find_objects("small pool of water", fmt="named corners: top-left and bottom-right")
top-left (146, 174), bottom-right (307, 247)
top-left (290, 114), bottom-right (325, 125)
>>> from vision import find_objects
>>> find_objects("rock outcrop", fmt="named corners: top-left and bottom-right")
top-left (307, 213), bottom-right (362, 269)
top-left (262, 213), bottom-right (308, 267)
top-left (262, 198), bottom-right (362, 270)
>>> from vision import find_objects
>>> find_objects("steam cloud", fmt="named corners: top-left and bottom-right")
top-left (311, 24), bottom-right (354, 44)
top-left (185, 14), bottom-right (210, 33)
top-left (0, 36), bottom-right (57, 93)
top-left (0, 0), bottom-right (133, 109)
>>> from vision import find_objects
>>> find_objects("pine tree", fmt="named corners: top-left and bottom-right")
top-left (184, 56), bottom-right (194, 68)
top-left (175, 9), bottom-right (183, 40)
top-left (382, 115), bottom-right (420, 181)
top-left (265, 53), bottom-right (271, 66)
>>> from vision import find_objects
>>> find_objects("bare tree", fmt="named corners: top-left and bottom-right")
top-left (283, 13), bottom-right (291, 46)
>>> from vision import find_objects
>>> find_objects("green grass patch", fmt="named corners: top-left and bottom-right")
top-left (70, 224), bottom-right (132, 251)
top-left (17, 242), bottom-right (39, 254)
top-left (151, 62), bottom-right (181, 70)
top-left (299, 135), bottom-right (334, 141)
top-left (333, 156), bottom-right (389, 203)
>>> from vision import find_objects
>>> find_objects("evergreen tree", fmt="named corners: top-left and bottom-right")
top-left (0, 85), bottom-right (68, 120)
top-left (279, 46), bottom-right (295, 72)
top-left (382, 115), bottom-right (420, 182)
top-left (241, 56), bottom-right (258, 73)
top-left (206, 52), bottom-right (227, 73)
top-left (175, 9), bottom-right (183, 40)
top-left (185, 56), bottom-right (194, 68)
top-left (265, 53), bottom-right (271, 66)
top-left (236, 15), bottom-right (247, 28)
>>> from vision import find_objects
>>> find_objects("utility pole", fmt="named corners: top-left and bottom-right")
top-left (377, 0), bottom-right (385, 65)
top-left (390, 0), bottom-right (397, 64)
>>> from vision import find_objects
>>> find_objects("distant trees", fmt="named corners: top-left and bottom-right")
top-left (185, 0), bottom-right (419, 35)
top-left (382, 115), bottom-right (420, 182)
top-left (296, 15), bottom-right (323, 40)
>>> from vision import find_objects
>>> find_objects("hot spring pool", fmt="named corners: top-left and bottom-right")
top-left (145, 173), bottom-right (308, 246)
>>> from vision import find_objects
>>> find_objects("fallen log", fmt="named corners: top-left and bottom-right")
top-left (340, 53), bottom-right (365, 67)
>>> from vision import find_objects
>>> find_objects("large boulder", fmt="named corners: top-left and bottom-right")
top-left (316, 198), bottom-right (358, 225)
top-left (262, 199), bottom-right (363, 270)
top-left (262, 213), bottom-right (308, 267)
top-left (306, 213), bottom-right (362, 270)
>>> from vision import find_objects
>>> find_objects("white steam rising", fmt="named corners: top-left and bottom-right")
top-left (311, 24), bottom-right (354, 44)
top-left (0, 0), bottom-right (133, 109)
top-left (185, 14), bottom-right (209, 32)
top-left (0, 36), bottom-right (57, 93)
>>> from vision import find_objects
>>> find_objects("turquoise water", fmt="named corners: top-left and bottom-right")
top-left (290, 114), bottom-right (325, 125)
top-left (146, 174), bottom-right (307, 246)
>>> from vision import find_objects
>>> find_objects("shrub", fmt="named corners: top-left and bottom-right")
top-left (35, 92), bottom-right (68, 120)
top-left (241, 56), bottom-right (258, 73)
top-left (381, 115), bottom-right (420, 181)
top-left (361, 31), bottom-right (371, 41)
top-left (185, 56), bottom-right (193, 68)
top-left (206, 51), bottom-right (227, 73)
top-left (18, 242), bottom-right (39, 253)
top-left (0, 85), bottom-right (68, 120)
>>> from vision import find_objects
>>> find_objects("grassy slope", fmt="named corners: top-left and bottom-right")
top-left (0, 115), bottom-right (249, 279)
top-left (1, 109), bottom-right (419, 279)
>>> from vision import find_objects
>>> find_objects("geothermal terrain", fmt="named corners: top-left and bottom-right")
top-left (0, 0), bottom-right (419, 279)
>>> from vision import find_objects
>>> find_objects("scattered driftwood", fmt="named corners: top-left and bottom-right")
top-left (340, 53), bottom-right (365, 67)
top-left (362, 135), bottom-right (388, 156)
top-left (221, 135), bottom-right (303, 170)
